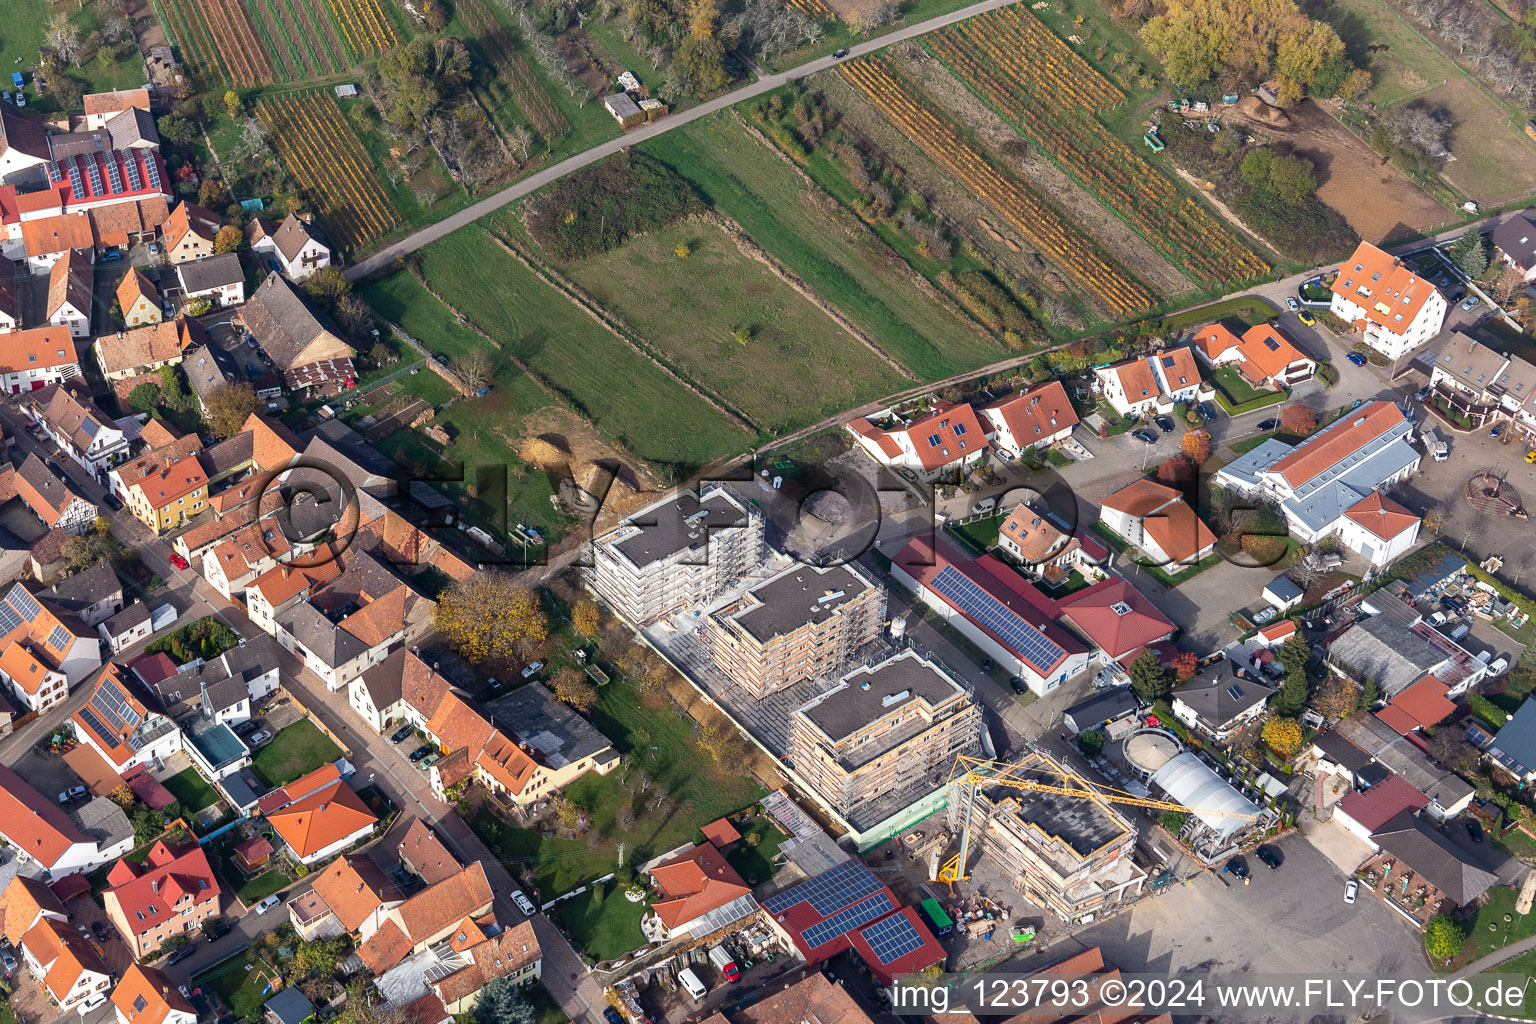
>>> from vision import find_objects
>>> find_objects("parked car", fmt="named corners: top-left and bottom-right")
top-left (1256, 845), bottom-right (1282, 870)
top-left (1462, 295), bottom-right (1481, 310)
top-left (101, 493), bottom-right (122, 511)
top-left (1132, 428), bottom-right (1159, 445)
top-left (205, 922), bottom-right (231, 943)
top-left (0, 948), bottom-right (16, 975)
top-left (390, 724), bottom-right (414, 743)
top-left (409, 744), bottom-right (434, 762)
top-left (979, 657), bottom-right (993, 672)
top-left (254, 895), bottom-right (282, 915)
top-left (246, 730), bottom-right (272, 747)
top-left (232, 719), bottom-right (262, 737)
top-left (1346, 352), bottom-right (1368, 367)
top-left (1009, 677), bottom-right (1026, 695)
top-left (603, 1010), bottom-right (623, 1024)
top-left (148, 242), bottom-right (160, 255)
top-left (511, 890), bottom-right (537, 916)
top-left (1415, 385), bottom-right (1431, 402)
top-left (91, 921), bottom-right (107, 942)
top-left (1297, 310), bottom-right (1317, 326)
top-left (168, 942), bottom-right (198, 965)
top-left (1468, 820), bottom-right (1485, 843)
top-left (1492, 424), bottom-right (1505, 439)
top-left (1257, 418), bottom-right (1278, 431)
top-left (168, 553), bottom-right (190, 570)
top-left (1285, 297), bottom-right (1299, 311)
top-left (1226, 857), bottom-right (1249, 880)
top-left (1154, 414), bottom-right (1175, 433)
top-left (1343, 879), bottom-right (1359, 904)
top-left (99, 250), bottom-right (122, 263)
top-left (1196, 401), bottom-right (1218, 422)
top-left (1526, 450), bottom-right (1536, 464)
top-left (832, 48), bottom-right (849, 58)
top-left (970, 497), bottom-right (997, 515)
top-left (418, 753), bottom-right (440, 771)
top-left (1491, 656), bottom-right (1511, 676)
top-left (57, 785), bottom-right (86, 804)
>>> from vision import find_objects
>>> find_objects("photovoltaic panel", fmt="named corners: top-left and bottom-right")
top-left (91, 678), bottom-right (141, 731)
top-left (763, 858), bottom-right (882, 916)
top-left (0, 603), bottom-right (20, 636)
top-left (800, 892), bottom-right (894, 950)
top-left (124, 155), bottom-right (142, 192)
top-left (143, 157), bottom-right (162, 191)
top-left (65, 161), bottom-right (84, 200)
top-left (929, 565), bottom-right (1065, 670)
top-left (9, 586), bottom-right (40, 622)
top-left (46, 624), bottom-right (69, 651)
top-left (77, 705), bottom-right (111, 742)
top-left (47, 162), bottom-right (63, 184)
top-left (860, 913), bottom-right (926, 965)
top-left (105, 156), bottom-right (123, 194)
top-left (84, 156), bottom-right (103, 196)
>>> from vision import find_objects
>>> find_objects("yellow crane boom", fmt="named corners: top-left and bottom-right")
top-left (933, 752), bottom-right (1257, 889)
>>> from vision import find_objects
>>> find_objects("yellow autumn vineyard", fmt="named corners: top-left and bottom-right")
top-left (327, 0), bottom-right (399, 57)
top-left (256, 93), bottom-right (399, 251)
top-left (839, 56), bottom-right (1155, 319)
top-left (929, 7), bottom-right (1269, 285)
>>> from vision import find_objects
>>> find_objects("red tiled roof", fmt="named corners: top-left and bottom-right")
top-left (1100, 479), bottom-right (1215, 565)
top-left (649, 842), bottom-right (753, 931)
top-left (1257, 619), bottom-right (1297, 644)
top-left (983, 381), bottom-right (1079, 448)
top-left (112, 964), bottom-right (195, 1024)
top-left (701, 818), bottom-right (741, 847)
top-left (1337, 774), bottom-right (1429, 832)
top-left (1268, 401), bottom-right (1405, 489)
top-left (1344, 491), bottom-right (1420, 541)
top-left (0, 762), bottom-right (92, 868)
top-left (310, 855), bottom-right (393, 933)
top-left (1332, 241), bottom-right (1441, 338)
top-left (357, 918), bottom-right (412, 974)
top-left (0, 875), bottom-right (65, 947)
top-left (850, 401), bottom-right (989, 471)
top-left (0, 326), bottom-right (77, 373)
top-left (1380, 676), bottom-right (1457, 734)
top-left (1057, 579), bottom-right (1176, 660)
top-left (104, 840), bottom-right (219, 937)
top-left (267, 782), bottom-right (377, 859)
top-left (1105, 357), bottom-right (1159, 404)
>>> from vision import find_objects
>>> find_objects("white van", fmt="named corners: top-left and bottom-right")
top-left (1450, 623), bottom-right (1472, 642)
top-left (970, 497), bottom-right (997, 515)
top-left (678, 967), bottom-right (707, 1001)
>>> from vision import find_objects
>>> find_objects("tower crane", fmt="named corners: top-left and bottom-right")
top-left (931, 752), bottom-right (1258, 890)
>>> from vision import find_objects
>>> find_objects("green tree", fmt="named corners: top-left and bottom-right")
top-left (127, 382), bottom-right (162, 415)
top-left (1159, 809), bottom-right (1188, 832)
top-left (223, 90), bottom-right (242, 117)
top-left (1360, 677), bottom-right (1380, 708)
top-left (159, 364), bottom-right (195, 414)
top-left (1276, 633), bottom-right (1310, 676)
top-left (1424, 914), bottom-right (1463, 961)
top-left (473, 978), bottom-right (536, 1024)
top-left (1272, 668), bottom-right (1308, 717)
top-left (1077, 729), bottom-right (1106, 756)
top-left (204, 382), bottom-right (260, 439)
top-left (213, 224), bottom-right (243, 254)
top-left (1129, 651), bottom-right (1172, 702)
top-left (1268, 154), bottom-right (1318, 204)
top-left (1449, 229), bottom-right (1490, 278)
top-left (1239, 147), bottom-right (1275, 185)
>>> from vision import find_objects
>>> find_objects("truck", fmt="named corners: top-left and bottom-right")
top-left (1428, 428), bottom-right (1449, 463)
top-left (918, 897), bottom-right (954, 939)
top-left (707, 944), bottom-right (739, 982)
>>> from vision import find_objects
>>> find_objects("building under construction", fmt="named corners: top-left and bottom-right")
top-left (945, 751), bottom-right (1147, 923)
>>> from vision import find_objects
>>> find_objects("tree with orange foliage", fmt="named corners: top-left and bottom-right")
top-left (1157, 455), bottom-right (1194, 486)
top-left (1171, 651), bottom-right (1198, 680)
top-left (1280, 403), bottom-right (1317, 435)
top-left (1181, 429), bottom-right (1211, 464)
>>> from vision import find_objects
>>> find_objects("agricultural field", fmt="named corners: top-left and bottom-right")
top-left (158, 0), bottom-right (391, 83)
top-left (159, 0), bottom-right (274, 85)
top-left (457, 0), bottom-right (566, 147)
top-left (641, 114), bottom-right (1011, 380)
top-left (926, 6), bottom-right (1270, 286)
top-left (256, 92), bottom-right (400, 252)
top-left (839, 56), bottom-right (1155, 319)
top-left (564, 220), bottom-right (908, 433)
top-left (327, 0), bottom-right (400, 57)
top-left (416, 226), bottom-right (754, 468)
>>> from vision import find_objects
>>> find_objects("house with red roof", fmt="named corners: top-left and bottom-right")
top-left (1191, 322), bottom-right (1316, 390)
top-left (1330, 241), bottom-right (1448, 360)
top-left (1376, 677), bottom-right (1457, 736)
top-left (111, 964), bottom-right (197, 1024)
top-left (0, 762), bottom-right (118, 877)
top-left (1057, 579), bottom-right (1176, 666)
top-left (1213, 401), bottom-right (1422, 567)
top-left (892, 537), bottom-right (1092, 695)
top-left (846, 399), bottom-right (988, 482)
top-left (102, 839), bottom-right (221, 958)
top-left (266, 781), bottom-right (378, 864)
top-left (1094, 346), bottom-right (1204, 418)
top-left (1333, 775), bottom-right (1430, 847)
top-left (1098, 479), bottom-right (1217, 569)
top-left (980, 381), bottom-right (1079, 460)
top-left (18, 913), bottom-right (111, 1012)
top-left (647, 839), bottom-right (757, 940)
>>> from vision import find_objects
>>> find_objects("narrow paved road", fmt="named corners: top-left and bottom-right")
top-left (344, 0), bottom-right (1025, 280)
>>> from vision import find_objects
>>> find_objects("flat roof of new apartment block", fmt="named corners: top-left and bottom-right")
top-left (729, 563), bottom-right (877, 643)
top-left (799, 651), bottom-right (965, 743)
top-left (983, 755), bottom-right (1131, 858)
top-left (611, 487), bottom-right (750, 569)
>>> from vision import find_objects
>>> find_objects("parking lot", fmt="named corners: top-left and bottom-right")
top-left (1021, 832), bottom-right (1423, 977)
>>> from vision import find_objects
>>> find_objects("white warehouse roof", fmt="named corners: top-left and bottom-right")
top-left (1150, 751), bottom-right (1259, 839)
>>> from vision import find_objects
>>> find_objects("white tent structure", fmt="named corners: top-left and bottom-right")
top-left (1150, 752), bottom-right (1265, 858)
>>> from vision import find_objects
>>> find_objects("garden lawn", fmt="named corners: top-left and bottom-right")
top-left (1452, 887), bottom-right (1536, 969)
top-left (474, 681), bottom-right (766, 895)
top-left (726, 818), bottom-right (786, 885)
top-left (249, 719), bottom-right (343, 788)
top-left (1158, 297), bottom-right (1274, 334)
top-left (1210, 366), bottom-right (1282, 408)
top-left (550, 883), bottom-right (647, 962)
top-left (195, 955), bottom-right (278, 1021)
top-left (945, 514), bottom-right (1004, 557)
top-left (417, 227), bottom-right (754, 469)
top-left (235, 869), bottom-right (288, 904)
top-left (162, 768), bottom-right (221, 814)
top-left (564, 220), bottom-right (906, 432)
top-left (640, 114), bottom-right (1010, 381)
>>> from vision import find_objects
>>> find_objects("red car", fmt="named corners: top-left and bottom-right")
top-left (168, 553), bottom-right (190, 570)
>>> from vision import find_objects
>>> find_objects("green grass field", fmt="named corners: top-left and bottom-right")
top-left (640, 114), bottom-right (1010, 381)
top-left (549, 882), bottom-right (648, 962)
top-left (163, 768), bottom-right (222, 814)
top-left (249, 719), bottom-right (343, 788)
top-left (417, 227), bottom-right (754, 469)
top-left (195, 955), bottom-right (280, 1020)
top-left (565, 220), bottom-right (907, 432)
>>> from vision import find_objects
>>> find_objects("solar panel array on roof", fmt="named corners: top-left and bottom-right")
top-left (105, 156), bottom-right (123, 194)
top-left (0, 603), bottom-right (19, 637)
top-left (47, 162), bottom-right (64, 184)
top-left (762, 858), bottom-right (882, 916)
top-left (84, 156), bottom-right (103, 196)
top-left (77, 705), bottom-right (111, 743)
top-left (124, 156), bottom-right (142, 192)
top-left (801, 892), bottom-right (894, 950)
top-left (929, 565), bottom-right (1065, 670)
top-left (65, 162), bottom-right (83, 200)
top-left (91, 677), bottom-right (141, 732)
top-left (144, 158), bottom-right (161, 191)
top-left (860, 913), bottom-right (926, 965)
top-left (1226, 684), bottom-right (1245, 701)
top-left (9, 587), bottom-right (40, 623)
top-left (47, 624), bottom-right (69, 651)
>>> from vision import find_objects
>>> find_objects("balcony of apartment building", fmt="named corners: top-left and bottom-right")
top-left (1429, 382), bottom-right (1499, 429)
